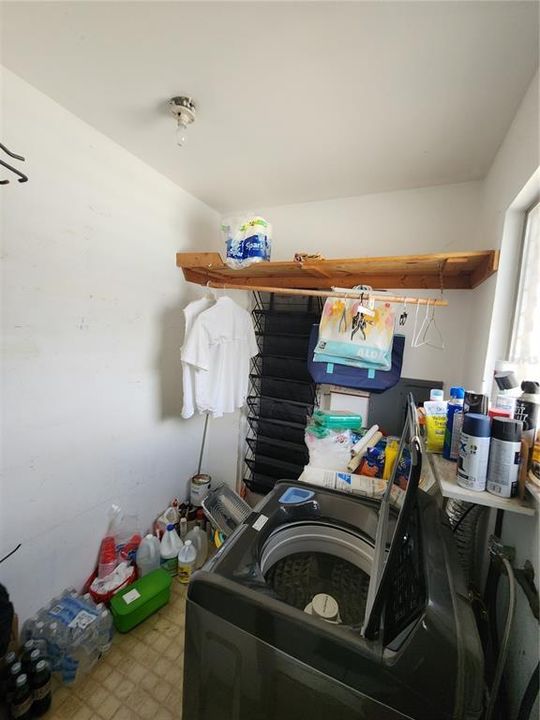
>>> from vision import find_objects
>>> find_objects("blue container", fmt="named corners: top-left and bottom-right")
top-left (443, 386), bottom-right (465, 461)
top-left (457, 413), bottom-right (491, 492)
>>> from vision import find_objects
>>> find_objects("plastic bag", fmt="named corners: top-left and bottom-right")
top-left (89, 562), bottom-right (136, 603)
top-left (305, 424), bottom-right (354, 472)
top-left (106, 505), bottom-right (141, 563)
top-left (315, 299), bottom-right (395, 370)
top-left (222, 215), bottom-right (272, 268)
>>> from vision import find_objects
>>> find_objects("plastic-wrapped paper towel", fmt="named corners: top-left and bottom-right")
top-left (222, 216), bottom-right (272, 268)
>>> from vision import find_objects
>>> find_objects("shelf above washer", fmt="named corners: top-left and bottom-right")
top-left (176, 250), bottom-right (499, 292)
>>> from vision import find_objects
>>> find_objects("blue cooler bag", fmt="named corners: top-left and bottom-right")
top-left (307, 324), bottom-right (405, 393)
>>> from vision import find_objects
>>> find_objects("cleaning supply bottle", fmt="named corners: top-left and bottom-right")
top-left (179, 516), bottom-right (188, 540)
top-left (457, 413), bottom-right (491, 491)
top-left (383, 439), bottom-right (399, 480)
top-left (185, 522), bottom-right (208, 570)
top-left (177, 540), bottom-right (197, 584)
top-left (160, 524), bottom-right (183, 576)
top-left (136, 534), bottom-right (161, 577)
top-left (514, 381), bottom-right (540, 448)
top-left (487, 418), bottom-right (523, 498)
top-left (424, 398), bottom-right (448, 454)
top-left (443, 387), bottom-right (465, 461)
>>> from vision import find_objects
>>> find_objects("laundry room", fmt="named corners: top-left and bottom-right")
top-left (0, 2), bottom-right (539, 719)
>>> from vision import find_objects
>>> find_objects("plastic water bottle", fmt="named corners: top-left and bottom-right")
top-left (177, 540), bottom-right (197, 584)
top-left (185, 523), bottom-right (208, 570)
top-left (20, 616), bottom-right (39, 644)
top-left (46, 593), bottom-right (100, 683)
top-left (45, 621), bottom-right (65, 672)
top-left (160, 524), bottom-right (183, 576)
top-left (95, 604), bottom-right (114, 655)
top-left (136, 534), bottom-right (161, 576)
top-left (82, 593), bottom-right (97, 610)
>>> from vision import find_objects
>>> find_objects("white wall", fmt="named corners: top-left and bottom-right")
top-left (0, 68), bottom-right (240, 621)
top-left (470, 72), bottom-right (539, 720)
top-left (245, 181), bottom-right (482, 260)
top-left (237, 181), bottom-right (483, 389)
top-left (460, 71), bottom-right (540, 392)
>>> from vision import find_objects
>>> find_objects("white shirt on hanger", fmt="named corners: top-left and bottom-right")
top-left (180, 296), bottom-right (214, 419)
top-left (182, 296), bottom-right (258, 418)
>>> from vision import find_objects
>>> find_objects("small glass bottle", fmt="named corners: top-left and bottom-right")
top-left (9, 673), bottom-right (33, 720)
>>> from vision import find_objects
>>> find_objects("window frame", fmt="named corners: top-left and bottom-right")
top-left (508, 197), bottom-right (540, 368)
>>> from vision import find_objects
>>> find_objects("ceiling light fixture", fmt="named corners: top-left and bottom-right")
top-left (169, 96), bottom-right (196, 147)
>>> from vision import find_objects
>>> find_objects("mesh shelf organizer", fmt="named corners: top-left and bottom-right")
top-left (244, 293), bottom-right (322, 496)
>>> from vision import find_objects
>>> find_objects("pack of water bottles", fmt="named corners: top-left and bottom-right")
top-left (20, 590), bottom-right (113, 685)
top-left (222, 215), bottom-right (272, 268)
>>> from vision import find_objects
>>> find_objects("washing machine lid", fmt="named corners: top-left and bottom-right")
top-left (362, 394), bottom-right (422, 640)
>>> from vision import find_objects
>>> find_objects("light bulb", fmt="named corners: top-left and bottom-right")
top-left (176, 118), bottom-right (188, 147)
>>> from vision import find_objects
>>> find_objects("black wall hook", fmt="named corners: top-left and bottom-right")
top-left (0, 142), bottom-right (25, 162)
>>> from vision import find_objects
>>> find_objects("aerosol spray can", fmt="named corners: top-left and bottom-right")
top-left (463, 391), bottom-right (489, 416)
top-left (487, 418), bottom-right (523, 498)
top-left (514, 381), bottom-right (540, 447)
top-left (457, 414), bottom-right (491, 492)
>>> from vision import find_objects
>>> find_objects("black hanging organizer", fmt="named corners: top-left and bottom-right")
top-left (244, 292), bottom-right (322, 495)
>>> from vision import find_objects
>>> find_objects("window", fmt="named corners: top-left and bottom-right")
top-left (510, 200), bottom-right (540, 380)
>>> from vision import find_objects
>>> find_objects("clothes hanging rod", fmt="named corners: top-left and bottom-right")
top-left (207, 282), bottom-right (448, 306)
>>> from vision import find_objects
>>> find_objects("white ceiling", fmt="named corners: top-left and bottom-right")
top-left (2, 2), bottom-right (538, 212)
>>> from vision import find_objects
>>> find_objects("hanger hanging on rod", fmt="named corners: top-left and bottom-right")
top-left (0, 142), bottom-right (28, 184)
top-left (412, 298), bottom-right (432, 348)
top-left (412, 298), bottom-right (445, 349)
top-left (411, 301), bottom-right (422, 348)
top-left (414, 260), bottom-right (445, 349)
top-left (204, 281), bottom-right (448, 307)
top-left (398, 298), bottom-right (408, 327)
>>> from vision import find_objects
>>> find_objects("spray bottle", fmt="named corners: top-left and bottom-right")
top-left (443, 387), bottom-right (465, 461)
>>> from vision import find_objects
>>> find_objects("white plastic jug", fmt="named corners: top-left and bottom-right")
top-left (185, 524), bottom-right (208, 570)
top-left (136, 534), bottom-right (161, 577)
top-left (160, 524), bottom-right (183, 576)
top-left (177, 540), bottom-right (197, 584)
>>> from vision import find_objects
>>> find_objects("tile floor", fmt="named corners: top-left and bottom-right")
top-left (46, 581), bottom-right (187, 720)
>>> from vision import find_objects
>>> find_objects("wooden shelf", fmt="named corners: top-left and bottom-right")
top-left (426, 453), bottom-right (535, 516)
top-left (176, 250), bottom-right (499, 291)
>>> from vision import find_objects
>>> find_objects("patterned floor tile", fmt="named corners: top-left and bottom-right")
top-left (45, 587), bottom-right (186, 720)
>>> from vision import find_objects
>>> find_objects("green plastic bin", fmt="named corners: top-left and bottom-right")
top-left (110, 568), bottom-right (172, 632)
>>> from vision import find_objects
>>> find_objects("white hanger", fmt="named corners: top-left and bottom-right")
top-left (205, 282), bottom-right (220, 301)
top-left (412, 299), bottom-right (430, 347)
top-left (411, 301), bottom-right (421, 348)
top-left (423, 300), bottom-right (445, 349)
top-left (412, 299), bottom-right (444, 349)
